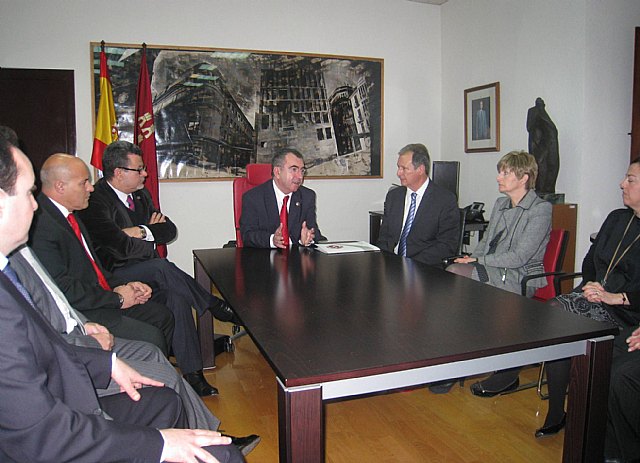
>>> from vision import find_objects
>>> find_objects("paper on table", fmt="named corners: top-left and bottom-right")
top-left (314, 241), bottom-right (380, 254)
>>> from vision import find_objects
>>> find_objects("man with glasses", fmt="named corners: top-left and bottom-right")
top-left (77, 141), bottom-right (255, 400)
top-left (240, 148), bottom-right (324, 248)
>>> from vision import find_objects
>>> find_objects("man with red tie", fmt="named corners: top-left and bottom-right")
top-left (240, 148), bottom-right (324, 248)
top-left (30, 154), bottom-right (218, 397)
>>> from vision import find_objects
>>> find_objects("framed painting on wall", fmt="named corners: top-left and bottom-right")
top-left (464, 82), bottom-right (500, 153)
top-left (91, 43), bottom-right (384, 181)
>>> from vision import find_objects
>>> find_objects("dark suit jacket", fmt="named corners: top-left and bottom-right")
top-left (377, 181), bottom-right (460, 266)
top-left (240, 180), bottom-right (325, 248)
top-left (9, 246), bottom-right (101, 349)
top-left (30, 193), bottom-right (126, 325)
top-left (79, 179), bottom-right (177, 271)
top-left (0, 273), bottom-right (163, 462)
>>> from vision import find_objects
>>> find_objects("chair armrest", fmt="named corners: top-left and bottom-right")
top-left (554, 272), bottom-right (583, 295)
top-left (556, 272), bottom-right (583, 281)
top-left (520, 271), bottom-right (568, 297)
top-left (520, 271), bottom-right (583, 297)
top-left (441, 254), bottom-right (470, 268)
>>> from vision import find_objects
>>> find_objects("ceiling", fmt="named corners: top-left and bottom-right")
top-left (407, 0), bottom-right (449, 4)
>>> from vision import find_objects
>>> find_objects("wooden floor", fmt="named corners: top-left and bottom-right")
top-left (201, 323), bottom-right (564, 462)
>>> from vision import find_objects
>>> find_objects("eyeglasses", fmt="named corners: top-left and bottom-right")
top-left (118, 165), bottom-right (147, 174)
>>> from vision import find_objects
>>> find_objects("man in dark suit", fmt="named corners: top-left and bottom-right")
top-left (377, 143), bottom-right (460, 266)
top-left (240, 148), bottom-right (324, 248)
top-left (78, 141), bottom-right (238, 325)
top-left (378, 143), bottom-right (460, 395)
top-left (30, 153), bottom-right (217, 397)
top-left (0, 135), bottom-right (242, 462)
top-left (9, 245), bottom-right (260, 455)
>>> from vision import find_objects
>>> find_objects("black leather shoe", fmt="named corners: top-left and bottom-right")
top-left (535, 413), bottom-right (566, 438)
top-left (224, 434), bottom-right (261, 456)
top-left (209, 299), bottom-right (241, 325)
top-left (428, 380), bottom-right (456, 394)
top-left (470, 377), bottom-right (519, 397)
top-left (183, 371), bottom-right (219, 397)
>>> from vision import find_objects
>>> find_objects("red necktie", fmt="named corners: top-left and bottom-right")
top-left (280, 195), bottom-right (289, 247)
top-left (67, 213), bottom-right (112, 291)
top-left (126, 195), bottom-right (135, 211)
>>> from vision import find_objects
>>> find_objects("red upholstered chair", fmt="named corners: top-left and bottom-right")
top-left (522, 228), bottom-right (569, 302)
top-left (232, 163), bottom-right (272, 248)
top-left (507, 228), bottom-right (569, 398)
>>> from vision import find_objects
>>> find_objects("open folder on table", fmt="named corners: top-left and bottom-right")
top-left (314, 241), bottom-right (380, 254)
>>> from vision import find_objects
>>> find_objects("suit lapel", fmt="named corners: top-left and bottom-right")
top-left (97, 180), bottom-right (135, 228)
top-left (263, 183), bottom-right (280, 229)
top-left (288, 190), bottom-right (302, 234)
top-left (390, 187), bottom-right (407, 239)
top-left (412, 183), bottom-right (432, 221)
top-left (38, 194), bottom-right (108, 276)
top-left (9, 249), bottom-right (68, 333)
top-left (39, 194), bottom-right (79, 242)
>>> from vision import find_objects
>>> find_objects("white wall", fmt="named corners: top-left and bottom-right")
top-left (0, 0), bottom-right (442, 272)
top-left (441, 0), bottom-right (640, 266)
top-left (3, 0), bottom-right (639, 272)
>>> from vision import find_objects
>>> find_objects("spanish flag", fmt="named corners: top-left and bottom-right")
top-left (90, 48), bottom-right (118, 170)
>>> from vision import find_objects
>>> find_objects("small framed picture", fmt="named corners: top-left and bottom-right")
top-left (464, 82), bottom-right (500, 153)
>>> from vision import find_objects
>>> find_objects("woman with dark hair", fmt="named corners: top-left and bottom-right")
top-left (536, 158), bottom-right (640, 451)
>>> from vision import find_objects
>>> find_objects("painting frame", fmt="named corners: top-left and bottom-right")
top-left (90, 42), bottom-right (384, 181)
top-left (464, 82), bottom-right (500, 153)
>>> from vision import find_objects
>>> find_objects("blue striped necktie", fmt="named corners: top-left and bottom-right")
top-left (398, 192), bottom-right (417, 257)
top-left (3, 262), bottom-right (35, 307)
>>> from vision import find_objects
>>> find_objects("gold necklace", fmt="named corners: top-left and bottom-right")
top-left (602, 214), bottom-right (640, 287)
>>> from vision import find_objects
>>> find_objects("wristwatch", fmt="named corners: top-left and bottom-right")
top-left (117, 293), bottom-right (125, 308)
top-left (138, 226), bottom-right (147, 239)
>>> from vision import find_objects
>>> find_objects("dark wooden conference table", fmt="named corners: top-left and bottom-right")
top-left (193, 246), bottom-right (617, 463)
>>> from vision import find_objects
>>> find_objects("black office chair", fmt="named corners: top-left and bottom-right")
top-left (441, 209), bottom-right (469, 269)
top-left (456, 208), bottom-right (467, 255)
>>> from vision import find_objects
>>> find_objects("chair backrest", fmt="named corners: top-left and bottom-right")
top-left (532, 228), bottom-right (569, 302)
top-left (233, 163), bottom-right (272, 247)
top-left (456, 208), bottom-right (467, 255)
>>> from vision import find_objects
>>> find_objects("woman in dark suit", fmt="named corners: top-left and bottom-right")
top-left (536, 158), bottom-right (640, 447)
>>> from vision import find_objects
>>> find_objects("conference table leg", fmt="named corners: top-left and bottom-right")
top-left (277, 380), bottom-right (324, 463)
top-left (563, 336), bottom-right (613, 463)
top-left (194, 255), bottom-right (215, 369)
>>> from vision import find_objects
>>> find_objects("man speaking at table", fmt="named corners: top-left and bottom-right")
top-left (377, 143), bottom-right (460, 266)
top-left (240, 148), bottom-right (325, 248)
top-left (0, 134), bottom-right (243, 463)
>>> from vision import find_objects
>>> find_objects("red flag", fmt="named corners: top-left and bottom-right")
top-left (91, 48), bottom-right (118, 170)
top-left (134, 45), bottom-right (166, 257)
